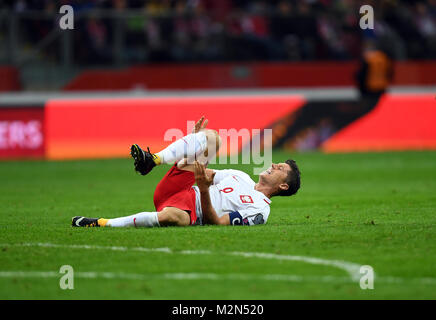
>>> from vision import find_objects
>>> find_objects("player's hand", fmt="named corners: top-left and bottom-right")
top-left (194, 161), bottom-right (215, 191)
top-left (192, 116), bottom-right (208, 133)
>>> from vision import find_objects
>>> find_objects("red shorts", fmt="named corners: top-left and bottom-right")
top-left (153, 164), bottom-right (198, 225)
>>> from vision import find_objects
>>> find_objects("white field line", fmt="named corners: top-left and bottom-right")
top-left (0, 271), bottom-right (435, 286)
top-left (2, 243), bottom-right (436, 285)
top-left (0, 242), bottom-right (363, 281)
top-left (0, 271), bottom-right (350, 283)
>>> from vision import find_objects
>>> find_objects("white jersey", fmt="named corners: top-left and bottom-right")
top-left (193, 169), bottom-right (271, 226)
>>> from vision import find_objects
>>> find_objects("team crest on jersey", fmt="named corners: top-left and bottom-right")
top-left (240, 195), bottom-right (253, 204)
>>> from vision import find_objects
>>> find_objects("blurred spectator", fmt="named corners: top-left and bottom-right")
top-left (84, 15), bottom-right (111, 64)
top-left (292, 2), bottom-right (318, 60)
top-left (414, 1), bottom-right (436, 57)
top-left (355, 40), bottom-right (394, 101)
top-left (1, 0), bottom-right (436, 64)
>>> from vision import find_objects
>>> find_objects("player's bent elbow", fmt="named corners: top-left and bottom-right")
top-left (204, 215), bottom-right (229, 226)
top-left (217, 215), bottom-right (230, 226)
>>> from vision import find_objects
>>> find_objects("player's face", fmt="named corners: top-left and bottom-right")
top-left (260, 162), bottom-right (291, 187)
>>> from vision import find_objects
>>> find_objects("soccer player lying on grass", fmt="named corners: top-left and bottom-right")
top-left (72, 117), bottom-right (301, 228)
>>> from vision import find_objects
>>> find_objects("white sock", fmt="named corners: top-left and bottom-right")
top-left (156, 132), bottom-right (207, 164)
top-left (107, 212), bottom-right (160, 228)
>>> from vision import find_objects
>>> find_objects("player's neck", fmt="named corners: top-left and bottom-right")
top-left (254, 182), bottom-right (274, 199)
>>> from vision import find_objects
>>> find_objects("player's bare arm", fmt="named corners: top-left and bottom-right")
top-left (194, 161), bottom-right (230, 226)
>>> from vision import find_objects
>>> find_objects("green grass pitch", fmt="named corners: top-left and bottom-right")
top-left (0, 151), bottom-right (435, 299)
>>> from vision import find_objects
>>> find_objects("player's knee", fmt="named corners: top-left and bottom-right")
top-left (159, 207), bottom-right (190, 226)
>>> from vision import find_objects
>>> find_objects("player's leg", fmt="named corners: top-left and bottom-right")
top-left (155, 130), bottom-right (211, 165)
top-left (72, 212), bottom-right (158, 228)
top-left (131, 130), bottom-right (209, 176)
top-left (177, 129), bottom-right (222, 171)
top-left (156, 207), bottom-right (191, 226)
top-left (105, 207), bottom-right (190, 227)
top-left (72, 207), bottom-right (189, 228)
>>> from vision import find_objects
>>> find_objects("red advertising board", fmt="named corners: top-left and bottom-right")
top-left (64, 61), bottom-right (436, 91)
top-left (322, 94), bottom-right (436, 152)
top-left (45, 96), bottom-right (305, 160)
top-left (0, 108), bottom-right (45, 158)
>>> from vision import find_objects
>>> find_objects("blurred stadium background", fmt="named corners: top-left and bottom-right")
top-left (0, 0), bottom-right (435, 158)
